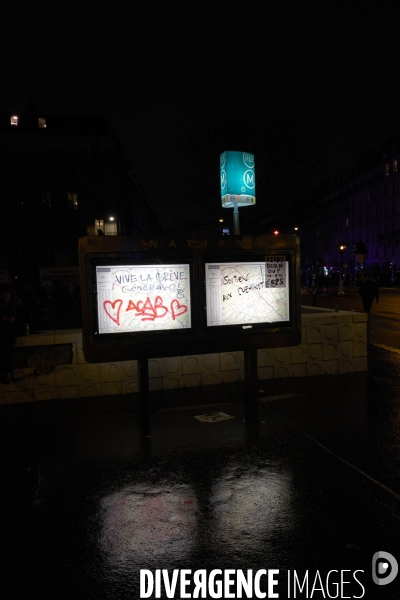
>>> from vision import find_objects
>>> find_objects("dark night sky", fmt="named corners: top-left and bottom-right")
top-left (3, 5), bottom-right (400, 229)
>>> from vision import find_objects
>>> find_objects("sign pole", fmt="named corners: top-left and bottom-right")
top-left (233, 204), bottom-right (240, 235)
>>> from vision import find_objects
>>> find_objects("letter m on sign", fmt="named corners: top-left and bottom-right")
top-left (244, 172), bottom-right (254, 186)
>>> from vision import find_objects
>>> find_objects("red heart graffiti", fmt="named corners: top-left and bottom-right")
top-left (170, 299), bottom-right (188, 320)
top-left (103, 299), bottom-right (123, 325)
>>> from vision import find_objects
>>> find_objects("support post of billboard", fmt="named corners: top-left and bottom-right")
top-left (220, 151), bottom-right (256, 234)
top-left (138, 358), bottom-right (151, 439)
top-left (244, 348), bottom-right (258, 408)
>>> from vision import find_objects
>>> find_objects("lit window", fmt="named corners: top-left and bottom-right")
top-left (95, 219), bottom-right (104, 235)
top-left (105, 222), bottom-right (117, 235)
top-left (38, 117), bottom-right (46, 128)
top-left (394, 159), bottom-right (398, 173)
top-left (67, 192), bottom-right (78, 209)
top-left (10, 115), bottom-right (18, 126)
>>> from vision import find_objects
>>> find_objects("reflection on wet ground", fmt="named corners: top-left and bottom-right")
top-left (1, 346), bottom-right (400, 599)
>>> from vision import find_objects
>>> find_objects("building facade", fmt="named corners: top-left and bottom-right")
top-left (296, 140), bottom-right (400, 285)
top-left (0, 106), bottom-right (161, 287)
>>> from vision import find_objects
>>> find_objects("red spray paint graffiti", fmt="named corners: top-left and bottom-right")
top-left (103, 296), bottom-right (188, 324)
top-left (103, 299), bottom-right (123, 325)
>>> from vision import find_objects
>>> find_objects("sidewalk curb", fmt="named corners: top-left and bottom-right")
top-left (372, 343), bottom-right (400, 354)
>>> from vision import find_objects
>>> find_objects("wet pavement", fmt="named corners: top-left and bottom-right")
top-left (2, 346), bottom-right (400, 599)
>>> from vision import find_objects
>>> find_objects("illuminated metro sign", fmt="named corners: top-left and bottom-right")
top-left (220, 151), bottom-right (256, 208)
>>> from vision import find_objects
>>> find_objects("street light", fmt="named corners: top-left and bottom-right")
top-left (338, 244), bottom-right (346, 295)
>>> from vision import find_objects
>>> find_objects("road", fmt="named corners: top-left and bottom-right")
top-left (2, 346), bottom-right (400, 599)
top-left (301, 286), bottom-right (400, 349)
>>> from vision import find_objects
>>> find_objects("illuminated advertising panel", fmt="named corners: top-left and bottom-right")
top-left (205, 256), bottom-right (289, 327)
top-left (96, 263), bottom-right (191, 334)
top-left (79, 235), bottom-right (301, 362)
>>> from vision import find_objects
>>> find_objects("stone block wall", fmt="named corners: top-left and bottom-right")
top-left (0, 308), bottom-right (368, 404)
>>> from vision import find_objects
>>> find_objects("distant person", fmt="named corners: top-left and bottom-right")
top-left (358, 276), bottom-right (379, 313)
top-left (0, 283), bottom-right (20, 384)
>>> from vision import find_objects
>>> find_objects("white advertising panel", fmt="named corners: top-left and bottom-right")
top-left (96, 264), bottom-right (191, 333)
top-left (205, 258), bottom-right (289, 327)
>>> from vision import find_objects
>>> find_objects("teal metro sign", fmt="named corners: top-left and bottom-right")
top-left (220, 151), bottom-right (256, 208)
